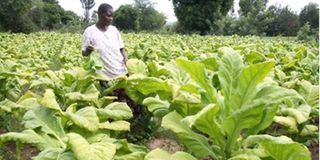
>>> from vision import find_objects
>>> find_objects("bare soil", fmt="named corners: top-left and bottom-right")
top-left (146, 136), bottom-right (184, 154)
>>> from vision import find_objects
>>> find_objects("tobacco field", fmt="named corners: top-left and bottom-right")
top-left (0, 32), bottom-right (318, 160)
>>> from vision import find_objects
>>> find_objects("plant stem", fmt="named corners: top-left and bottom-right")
top-left (16, 141), bottom-right (21, 160)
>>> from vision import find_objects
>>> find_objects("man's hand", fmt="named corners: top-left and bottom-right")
top-left (120, 48), bottom-right (128, 65)
top-left (82, 46), bottom-right (94, 56)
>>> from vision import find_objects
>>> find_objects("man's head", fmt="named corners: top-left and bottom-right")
top-left (98, 3), bottom-right (113, 26)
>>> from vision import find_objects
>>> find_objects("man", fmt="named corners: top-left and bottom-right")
top-left (82, 3), bottom-right (128, 79)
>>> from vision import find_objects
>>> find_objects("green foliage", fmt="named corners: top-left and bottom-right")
top-left (266, 5), bottom-right (300, 36)
top-left (83, 50), bottom-right (103, 71)
top-left (0, 32), bottom-right (318, 159)
top-left (297, 22), bottom-right (319, 43)
top-left (162, 48), bottom-right (310, 159)
top-left (232, 0), bottom-right (272, 36)
top-left (243, 135), bottom-right (311, 160)
top-left (239, 0), bottom-right (268, 16)
top-left (0, 0), bottom-right (82, 33)
top-left (0, 0), bottom-right (37, 33)
top-left (299, 2), bottom-right (319, 29)
top-left (145, 148), bottom-right (197, 160)
top-left (114, 5), bottom-right (140, 31)
top-left (171, 0), bottom-right (234, 34)
top-left (113, 1), bottom-right (166, 31)
top-left (139, 6), bottom-right (166, 31)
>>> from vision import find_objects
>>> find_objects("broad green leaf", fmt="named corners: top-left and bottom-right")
top-left (97, 102), bottom-right (133, 120)
top-left (39, 89), bottom-right (62, 113)
top-left (162, 111), bottom-right (217, 159)
top-left (127, 77), bottom-right (171, 95)
top-left (218, 47), bottom-right (243, 116)
top-left (65, 107), bottom-right (99, 132)
top-left (231, 148), bottom-right (268, 159)
top-left (253, 86), bottom-right (303, 105)
top-left (115, 151), bottom-right (146, 160)
top-left (223, 104), bottom-right (265, 152)
top-left (300, 125), bottom-right (318, 136)
top-left (66, 84), bottom-right (99, 102)
top-left (273, 116), bottom-right (298, 132)
top-left (74, 75), bottom-right (96, 91)
top-left (0, 99), bottom-right (21, 112)
top-left (144, 148), bottom-right (171, 160)
top-left (144, 148), bottom-right (197, 160)
top-left (234, 61), bottom-right (275, 109)
top-left (112, 139), bottom-right (147, 159)
top-left (171, 152), bottom-right (198, 160)
top-left (147, 61), bottom-right (171, 78)
top-left (298, 80), bottom-right (319, 108)
top-left (99, 120), bottom-right (130, 131)
top-left (182, 104), bottom-right (225, 147)
top-left (83, 51), bottom-right (103, 71)
top-left (274, 67), bottom-right (287, 82)
top-left (0, 129), bottom-right (62, 150)
top-left (243, 135), bottom-right (311, 160)
top-left (68, 133), bottom-right (116, 160)
top-left (244, 51), bottom-right (265, 64)
top-left (33, 148), bottom-right (74, 160)
top-left (164, 61), bottom-right (192, 85)
top-left (173, 84), bottom-right (201, 104)
top-left (94, 96), bottom-right (117, 108)
top-left (247, 105), bottom-right (278, 135)
top-left (17, 91), bottom-right (40, 103)
top-left (229, 154), bottom-right (261, 160)
top-left (176, 58), bottom-right (215, 102)
top-left (29, 77), bottom-right (55, 89)
top-left (201, 57), bottom-right (219, 71)
top-left (23, 106), bottom-right (66, 145)
top-left (143, 96), bottom-right (170, 113)
top-left (282, 104), bottom-right (311, 124)
top-left (127, 59), bottom-right (147, 76)
top-left (18, 98), bottom-right (40, 110)
top-left (44, 70), bottom-right (61, 83)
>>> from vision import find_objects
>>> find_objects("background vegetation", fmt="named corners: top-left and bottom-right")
top-left (0, 0), bottom-right (318, 40)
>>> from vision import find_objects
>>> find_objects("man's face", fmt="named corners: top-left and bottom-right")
top-left (100, 9), bottom-right (113, 26)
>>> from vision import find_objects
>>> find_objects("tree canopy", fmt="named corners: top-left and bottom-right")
top-left (299, 2), bottom-right (319, 29)
top-left (113, 5), bottom-right (140, 30)
top-left (113, 0), bottom-right (166, 31)
top-left (171, 0), bottom-right (234, 34)
top-left (0, 0), bottom-right (82, 33)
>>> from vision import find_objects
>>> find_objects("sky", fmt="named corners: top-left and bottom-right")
top-left (57, 0), bottom-right (319, 22)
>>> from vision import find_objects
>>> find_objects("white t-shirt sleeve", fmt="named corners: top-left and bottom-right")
top-left (82, 29), bottom-right (90, 51)
top-left (115, 27), bottom-right (124, 48)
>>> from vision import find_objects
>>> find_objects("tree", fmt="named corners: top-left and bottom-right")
top-left (234, 0), bottom-right (271, 35)
top-left (113, 5), bottom-right (140, 30)
top-left (42, 2), bottom-right (65, 29)
top-left (297, 22), bottom-right (319, 43)
top-left (61, 11), bottom-right (81, 25)
top-left (139, 6), bottom-right (166, 31)
top-left (266, 5), bottom-right (300, 36)
top-left (114, 0), bottom-right (166, 31)
top-left (171, 0), bottom-right (234, 34)
top-left (239, 0), bottom-right (268, 16)
top-left (299, 2), bottom-right (319, 29)
top-left (80, 0), bottom-right (95, 24)
top-left (0, 0), bottom-right (37, 33)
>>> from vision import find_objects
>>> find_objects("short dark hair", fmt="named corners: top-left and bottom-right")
top-left (98, 3), bottom-right (113, 15)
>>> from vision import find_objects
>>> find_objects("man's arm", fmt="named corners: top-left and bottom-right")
top-left (82, 29), bottom-right (94, 57)
top-left (120, 48), bottom-right (128, 65)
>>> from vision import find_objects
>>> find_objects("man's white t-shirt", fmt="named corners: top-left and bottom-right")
top-left (82, 24), bottom-right (127, 79)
